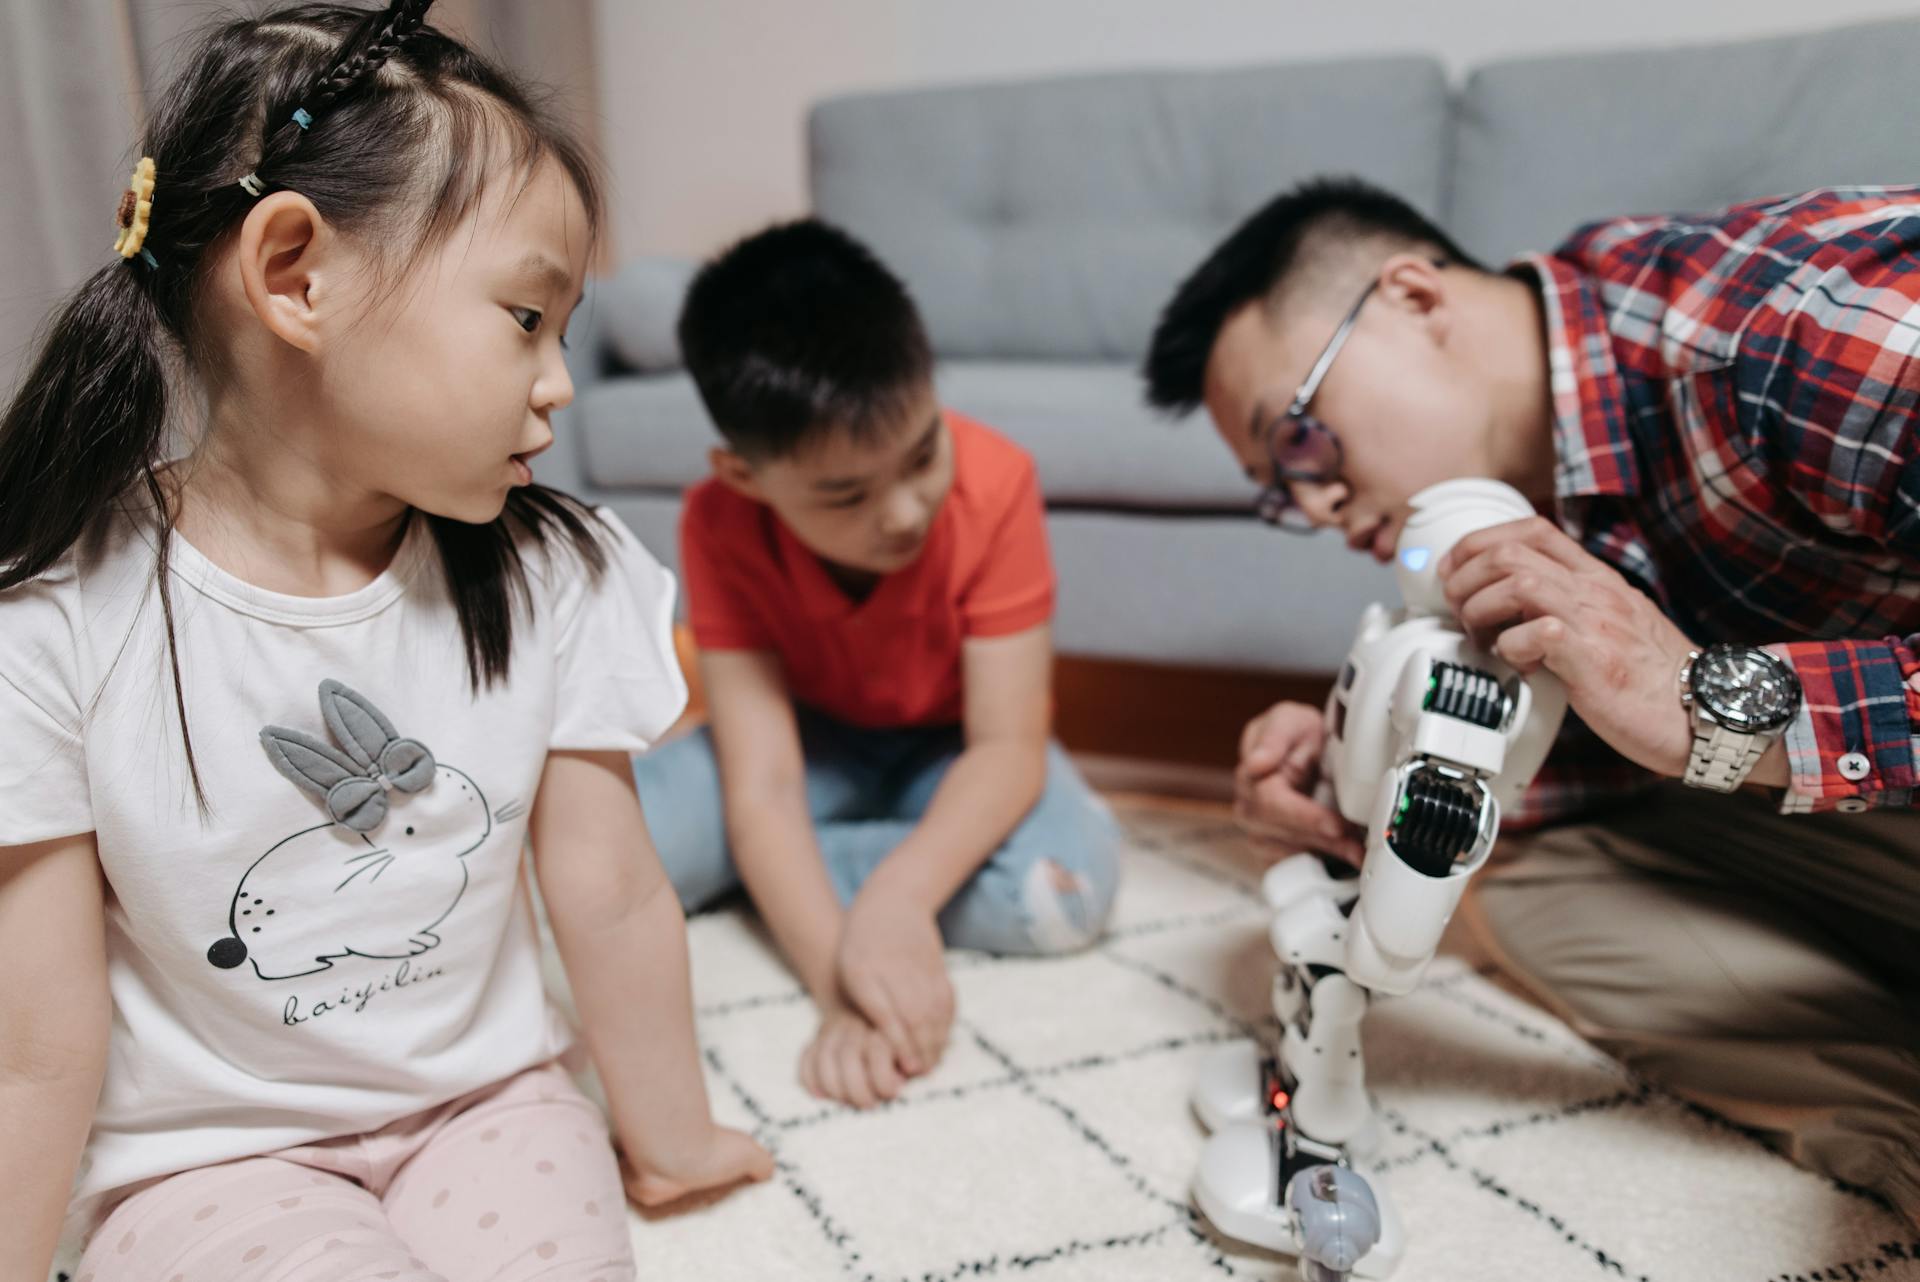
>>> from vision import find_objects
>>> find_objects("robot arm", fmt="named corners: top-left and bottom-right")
top-left (1323, 481), bottom-right (1568, 996)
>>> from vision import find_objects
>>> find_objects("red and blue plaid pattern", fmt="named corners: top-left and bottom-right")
top-left (1514, 187), bottom-right (1920, 822)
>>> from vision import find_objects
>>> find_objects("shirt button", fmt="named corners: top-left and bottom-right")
top-left (1837, 797), bottom-right (1870, 814)
top-left (1837, 752), bottom-right (1872, 782)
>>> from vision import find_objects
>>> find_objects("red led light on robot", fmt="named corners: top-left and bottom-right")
top-left (1270, 1087), bottom-right (1290, 1111)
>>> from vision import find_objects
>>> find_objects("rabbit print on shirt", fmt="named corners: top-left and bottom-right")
top-left (207, 679), bottom-right (514, 981)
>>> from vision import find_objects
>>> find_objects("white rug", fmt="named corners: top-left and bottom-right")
top-left (615, 802), bottom-right (1918, 1282)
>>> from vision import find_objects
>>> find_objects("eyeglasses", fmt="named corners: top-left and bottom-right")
top-left (1253, 278), bottom-right (1375, 532)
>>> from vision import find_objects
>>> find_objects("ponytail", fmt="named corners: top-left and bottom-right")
top-left (0, 260), bottom-right (208, 801)
top-left (0, 262), bottom-right (168, 590)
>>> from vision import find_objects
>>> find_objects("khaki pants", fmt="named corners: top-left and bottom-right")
top-left (1464, 782), bottom-right (1920, 1225)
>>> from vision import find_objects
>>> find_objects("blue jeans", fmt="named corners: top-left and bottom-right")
top-left (632, 712), bottom-right (1122, 955)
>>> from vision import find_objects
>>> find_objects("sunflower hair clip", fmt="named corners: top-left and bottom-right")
top-left (114, 156), bottom-right (158, 269)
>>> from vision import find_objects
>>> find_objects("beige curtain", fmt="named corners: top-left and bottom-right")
top-left (128, 0), bottom-right (606, 239)
top-left (433, 0), bottom-right (609, 266)
top-left (436, 0), bottom-right (601, 119)
top-left (0, 0), bottom-right (143, 397)
top-left (0, 0), bottom-right (602, 396)
top-left (127, 0), bottom-right (600, 116)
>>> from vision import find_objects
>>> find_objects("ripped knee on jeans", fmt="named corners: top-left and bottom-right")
top-left (1021, 859), bottom-right (1104, 954)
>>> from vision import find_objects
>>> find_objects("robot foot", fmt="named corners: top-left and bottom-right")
top-left (1288, 1165), bottom-right (1381, 1281)
top-left (1191, 1040), bottom-right (1276, 1134)
top-left (1192, 1125), bottom-right (1406, 1280)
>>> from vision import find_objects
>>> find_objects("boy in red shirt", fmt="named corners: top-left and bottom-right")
top-left (634, 220), bottom-right (1121, 1110)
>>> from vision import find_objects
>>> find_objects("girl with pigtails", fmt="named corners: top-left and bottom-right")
top-left (0, 4), bottom-right (772, 1278)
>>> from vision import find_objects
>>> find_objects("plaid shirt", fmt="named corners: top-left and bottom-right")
top-left (1511, 186), bottom-right (1920, 825)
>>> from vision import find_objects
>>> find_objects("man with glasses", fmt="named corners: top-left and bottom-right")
top-left (1142, 177), bottom-right (1920, 1224)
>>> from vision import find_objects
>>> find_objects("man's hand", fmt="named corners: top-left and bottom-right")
top-left (799, 999), bottom-right (910, 1109)
top-left (1233, 701), bottom-right (1365, 867)
top-left (1438, 516), bottom-right (1696, 777)
top-left (834, 882), bottom-right (954, 1078)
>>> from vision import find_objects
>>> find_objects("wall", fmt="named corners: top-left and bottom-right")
top-left (11, 0), bottom-right (1920, 395)
top-left (595, 0), bottom-right (1920, 261)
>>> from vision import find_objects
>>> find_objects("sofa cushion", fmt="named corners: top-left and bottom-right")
top-left (576, 361), bottom-right (1256, 510)
top-left (576, 373), bottom-right (716, 494)
top-left (1449, 17), bottom-right (1920, 266)
top-left (595, 256), bottom-right (698, 373)
top-left (809, 58), bottom-right (1449, 364)
top-left (934, 362), bottom-right (1250, 508)
top-left (1047, 509), bottom-right (1393, 669)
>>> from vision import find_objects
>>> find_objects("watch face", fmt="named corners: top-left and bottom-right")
top-left (1691, 645), bottom-right (1801, 733)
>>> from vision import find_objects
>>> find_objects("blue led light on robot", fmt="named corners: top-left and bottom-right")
top-left (1399, 547), bottom-right (1430, 572)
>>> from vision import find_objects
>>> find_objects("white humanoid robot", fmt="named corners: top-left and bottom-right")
top-left (1189, 479), bottom-right (1569, 1280)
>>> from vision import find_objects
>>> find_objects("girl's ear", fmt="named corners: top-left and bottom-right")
top-left (709, 447), bottom-right (764, 501)
top-left (234, 191), bottom-right (339, 354)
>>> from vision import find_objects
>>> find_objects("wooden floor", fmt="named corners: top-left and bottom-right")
top-left (1052, 654), bottom-right (1333, 770)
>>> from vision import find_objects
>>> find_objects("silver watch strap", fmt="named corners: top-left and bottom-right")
top-left (1684, 720), bottom-right (1770, 792)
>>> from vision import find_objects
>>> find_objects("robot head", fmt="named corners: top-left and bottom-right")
top-left (1391, 479), bottom-right (1535, 617)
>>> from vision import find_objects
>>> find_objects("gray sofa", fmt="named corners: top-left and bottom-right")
top-left (537, 17), bottom-right (1920, 673)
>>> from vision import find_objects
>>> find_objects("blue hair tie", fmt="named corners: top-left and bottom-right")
top-left (292, 107), bottom-right (313, 130)
top-left (139, 247), bottom-right (159, 269)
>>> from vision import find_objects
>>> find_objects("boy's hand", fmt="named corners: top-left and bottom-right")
top-left (620, 1124), bottom-right (775, 1209)
top-left (835, 884), bottom-right (954, 1077)
top-left (1234, 700), bottom-right (1364, 867)
top-left (799, 1000), bottom-right (908, 1109)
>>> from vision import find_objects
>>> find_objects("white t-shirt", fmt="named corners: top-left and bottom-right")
top-left (0, 499), bottom-right (686, 1240)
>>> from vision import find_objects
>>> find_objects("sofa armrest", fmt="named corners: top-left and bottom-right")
top-left (540, 258), bottom-right (700, 498)
top-left (593, 254), bottom-right (699, 375)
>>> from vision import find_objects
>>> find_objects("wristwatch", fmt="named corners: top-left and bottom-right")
top-left (1677, 644), bottom-right (1802, 792)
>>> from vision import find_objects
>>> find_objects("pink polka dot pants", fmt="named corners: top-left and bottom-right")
top-left (76, 1062), bottom-right (634, 1281)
